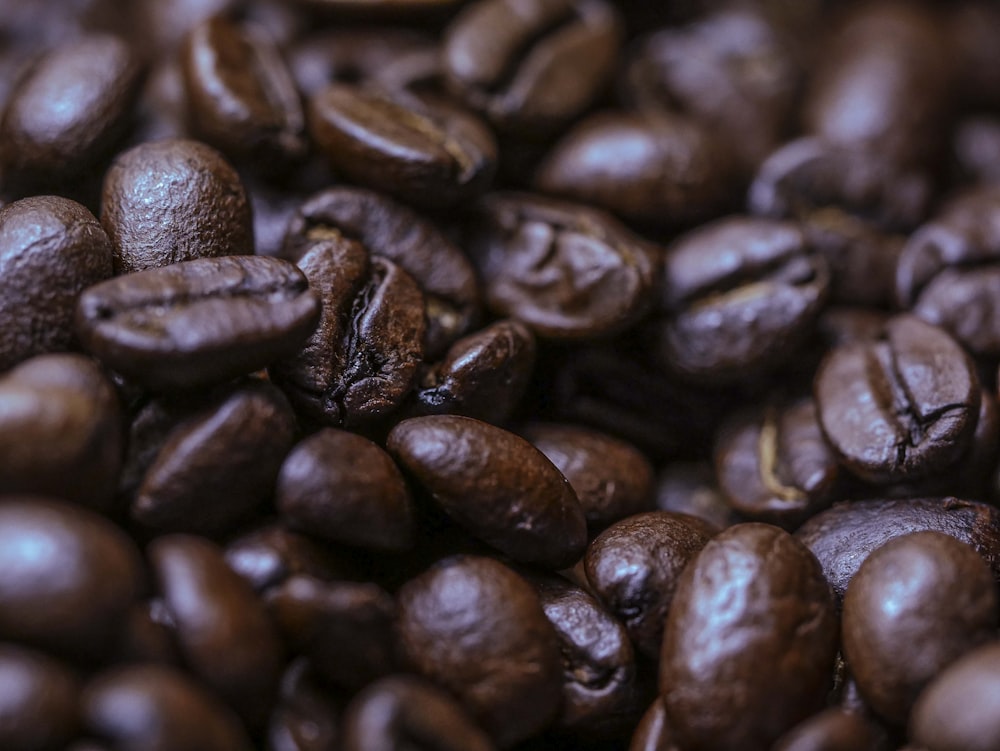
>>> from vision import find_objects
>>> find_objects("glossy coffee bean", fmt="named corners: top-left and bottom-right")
top-left (0, 498), bottom-right (143, 659)
top-left (224, 523), bottom-right (347, 593)
top-left (660, 523), bottom-right (838, 751)
top-left (151, 534), bottom-right (284, 725)
top-left (83, 664), bottom-right (253, 751)
top-left (909, 641), bottom-right (1000, 751)
top-left (114, 600), bottom-right (182, 667)
top-left (267, 659), bottom-right (341, 751)
top-left (466, 193), bottom-right (657, 340)
top-left (0, 644), bottom-right (81, 751)
top-left (309, 84), bottom-right (496, 209)
top-left (772, 708), bottom-right (887, 751)
top-left (0, 354), bottom-right (122, 510)
top-left (396, 555), bottom-right (562, 747)
top-left (182, 15), bottom-right (307, 166)
top-left (342, 675), bottom-right (495, 751)
top-left (442, 0), bottom-right (622, 135)
top-left (76, 255), bottom-right (320, 391)
top-left (100, 139), bottom-right (253, 274)
top-left (794, 497), bottom-right (1000, 601)
top-left (524, 423), bottom-right (653, 528)
top-left (277, 429), bottom-right (416, 552)
top-left (842, 532), bottom-right (997, 724)
top-left (388, 415), bottom-right (587, 568)
top-left (585, 511), bottom-right (715, 659)
top-left (814, 316), bottom-right (979, 483)
top-left (0, 196), bottom-right (113, 370)
top-left (629, 698), bottom-right (679, 751)
top-left (657, 216), bottom-right (828, 383)
top-left (0, 34), bottom-right (142, 190)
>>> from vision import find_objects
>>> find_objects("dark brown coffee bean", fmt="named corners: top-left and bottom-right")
top-left (268, 659), bottom-right (341, 751)
top-left (657, 216), bottom-right (829, 383)
top-left (0, 196), bottom-right (113, 370)
top-left (76, 255), bottom-right (320, 392)
top-left (388, 415), bottom-right (587, 568)
top-left (182, 15), bottom-right (307, 166)
top-left (442, 0), bottom-right (622, 135)
top-left (282, 186), bottom-right (479, 358)
top-left (0, 644), bottom-right (81, 751)
top-left (654, 462), bottom-right (739, 530)
top-left (909, 640), bottom-right (1000, 751)
top-left (150, 534), bottom-right (284, 725)
top-left (585, 511), bottom-right (715, 659)
top-left (660, 523), bottom-right (838, 751)
top-left (114, 600), bottom-right (181, 667)
top-left (309, 84), bottom-right (496, 209)
top-left (772, 708), bottom-right (888, 751)
top-left (83, 664), bottom-right (253, 751)
top-left (277, 428), bottom-right (416, 552)
top-left (466, 193), bottom-right (657, 340)
top-left (396, 555), bottom-right (562, 747)
top-left (814, 315), bottom-right (979, 484)
top-left (266, 575), bottom-right (395, 691)
top-left (794, 497), bottom-right (1000, 601)
top-left (100, 139), bottom-right (253, 274)
top-left (0, 498), bottom-right (143, 660)
top-left (0, 34), bottom-right (142, 190)
top-left (629, 698), bottom-right (679, 751)
top-left (535, 111), bottom-right (738, 227)
top-left (131, 380), bottom-right (298, 533)
top-left (0, 354), bottom-right (122, 510)
top-left (224, 523), bottom-right (347, 593)
top-left (843, 531), bottom-right (997, 724)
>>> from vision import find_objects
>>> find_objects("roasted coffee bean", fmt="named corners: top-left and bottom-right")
top-left (266, 575), bottom-right (395, 691)
top-left (150, 534), bottom-right (284, 726)
top-left (660, 523), bottom-right (838, 751)
top-left (0, 34), bottom-right (142, 190)
top-left (309, 84), bottom-right (496, 209)
top-left (100, 139), bottom-right (253, 273)
top-left (535, 111), bottom-right (737, 228)
top-left (224, 523), bottom-right (347, 593)
top-left (182, 15), bottom-right (306, 167)
top-left (388, 415), bottom-right (587, 569)
top-left (714, 398), bottom-right (839, 527)
top-left (772, 708), bottom-right (888, 751)
top-left (130, 380), bottom-right (298, 533)
top-left (408, 319), bottom-right (536, 424)
top-left (656, 216), bottom-right (828, 383)
top-left (523, 423), bottom-right (653, 528)
top-left (0, 644), bottom-right (81, 751)
top-left (83, 664), bottom-right (253, 751)
top-left (654, 462), bottom-right (738, 530)
top-left (0, 196), bottom-right (113, 370)
top-left (0, 498), bottom-right (143, 660)
top-left (76, 255), bottom-right (320, 391)
top-left (115, 600), bottom-right (181, 666)
top-left (814, 315), bottom-right (979, 484)
top-left (629, 698), bottom-right (678, 751)
top-left (442, 0), bottom-right (622, 135)
top-left (0, 354), bottom-right (122, 510)
top-left (842, 531), bottom-right (997, 724)
top-left (466, 193), bottom-right (657, 340)
top-left (268, 659), bottom-right (341, 751)
top-left (395, 555), bottom-right (562, 747)
top-left (277, 428), bottom-right (416, 552)
top-left (282, 186), bottom-right (479, 357)
top-left (909, 640), bottom-right (1000, 751)
top-left (794, 497), bottom-right (1000, 601)
top-left (342, 675), bottom-right (495, 751)
top-left (585, 511), bottom-right (715, 659)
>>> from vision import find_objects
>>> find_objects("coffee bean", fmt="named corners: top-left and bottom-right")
top-left (388, 415), bottom-right (587, 569)
top-left (224, 523), bottom-right (348, 593)
top-left (842, 531), bottom-right (997, 724)
top-left (629, 698), bottom-right (678, 751)
top-left (115, 600), bottom-right (181, 667)
top-left (660, 523), bottom-right (838, 751)
top-left (953, 116), bottom-right (1000, 185)
top-left (814, 315), bottom-right (979, 484)
top-left (0, 644), bottom-right (81, 751)
top-left (395, 555), bottom-right (562, 747)
top-left (268, 659), bottom-right (342, 751)
top-left (100, 139), bottom-right (253, 273)
top-left (654, 462), bottom-right (738, 530)
top-left (0, 196), bottom-right (113, 370)
top-left (76, 255), bottom-right (320, 391)
top-left (772, 708), bottom-right (888, 751)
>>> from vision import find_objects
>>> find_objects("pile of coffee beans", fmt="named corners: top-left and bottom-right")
top-left (3, 0), bottom-right (1000, 749)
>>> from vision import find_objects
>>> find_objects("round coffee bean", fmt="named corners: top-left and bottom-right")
top-left (842, 531), bottom-right (997, 724)
top-left (268, 659), bottom-right (342, 751)
top-left (387, 415), bottom-right (587, 568)
top-left (224, 523), bottom-right (347, 593)
top-left (772, 708), bottom-right (887, 751)
top-left (0, 644), bottom-right (81, 751)
top-left (101, 138), bottom-right (253, 273)
top-left (0, 196), bottom-right (113, 370)
top-left (76, 255), bottom-right (320, 391)
top-left (396, 555), bottom-right (562, 747)
top-left (0, 498), bottom-right (143, 659)
top-left (660, 523), bottom-right (838, 750)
